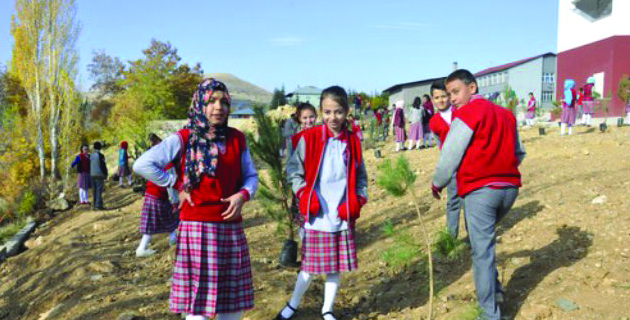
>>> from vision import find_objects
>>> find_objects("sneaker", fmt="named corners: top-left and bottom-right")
top-left (136, 249), bottom-right (156, 257)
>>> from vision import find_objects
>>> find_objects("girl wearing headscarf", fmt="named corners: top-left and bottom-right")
top-left (526, 92), bottom-right (537, 126)
top-left (118, 141), bottom-right (133, 186)
top-left (407, 97), bottom-right (424, 150)
top-left (133, 78), bottom-right (258, 320)
top-left (135, 134), bottom-right (180, 258)
top-left (582, 76), bottom-right (596, 127)
top-left (422, 94), bottom-right (435, 147)
top-left (71, 144), bottom-right (91, 204)
top-left (392, 100), bottom-right (407, 152)
top-left (561, 79), bottom-right (577, 136)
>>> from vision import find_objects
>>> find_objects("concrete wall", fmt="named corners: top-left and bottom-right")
top-left (558, 0), bottom-right (630, 52)
top-left (290, 94), bottom-right (320, 108)
top-left (387, 83), bottom-right (433, 109)
top-left (541, 56), bottom-right (557, 109)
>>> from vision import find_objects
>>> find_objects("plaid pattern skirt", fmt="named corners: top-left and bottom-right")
top-left (139, 195), bottom-right (179, 235)
top-left (561, 106), bottom-right (576, 125)
top-left (301, 228), bottom-right (358, 274)
top-left (395, 127), bottom-right (407, 143)
top-left (170, 221), bottom-right (254, 317)
top-left (582, 100), bottom-right (595, 114)
top-left (77, 172), bottom-right (91, 190)
top-left (118, 164), bottom-right (131, 177)
top-left (408, 122), bottom-right (423, 141)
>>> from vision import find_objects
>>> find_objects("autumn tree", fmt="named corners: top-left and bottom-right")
top-left (87, 49), bottom-right (124, 99)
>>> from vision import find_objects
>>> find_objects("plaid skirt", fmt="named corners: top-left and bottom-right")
top-left (139, 195), bottom-right (179, 235)
top-left (301, 228), bottom-right (358, 274)
top-left (118, 164), bottom-right (131, 177)
top-left (561, 106), bottom-right (576, 125)
top-left (395, 127), bottom-right (407, 143)
top-left (170, 221), bottom-right (254, 317)
top-left (582, 100), bottom-right (595, 114)
top-left (408, 122), bottom-right (423, 141)
top-left (77, 172), bottom-right (91, 190)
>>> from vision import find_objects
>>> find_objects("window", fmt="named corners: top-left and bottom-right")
top-left (572, 0), bottom-right (612, 21)
top-left (542, 91), bottom-right (553, 102)
top-left (542, 73), bottom-right (555, 83)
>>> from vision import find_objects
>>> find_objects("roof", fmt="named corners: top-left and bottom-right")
top-left (230, 108), bottom-right (256, 115)
top-left (288, 86), bottom-right (322, 96)
top-left (474, 52), bottom-right (556, 77)
top-left (382, 76), bottom-right (446, 94)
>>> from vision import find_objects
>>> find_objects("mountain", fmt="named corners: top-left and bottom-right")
top-left (205, 73), bottom-right (272, 106)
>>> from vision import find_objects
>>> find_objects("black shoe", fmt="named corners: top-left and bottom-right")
top-left (322, 311), bottom-right (338, 320)
top-left (274, 303), bottom-right (297, 320)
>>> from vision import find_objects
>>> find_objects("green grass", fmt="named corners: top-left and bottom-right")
top-left (444, 303), bottom-right (482, 320)
top-left (433, 229), bottom-right (468, 259)
top-left (0, 218), bottom-right (27, 244)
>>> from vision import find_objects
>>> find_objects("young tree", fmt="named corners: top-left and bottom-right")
top-left (269, 86), bottom-right (287, 109)
top-left (10, 0), bottom-right (47, 179)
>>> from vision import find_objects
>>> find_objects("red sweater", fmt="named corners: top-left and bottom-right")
top-left (296, 125), bottom-right (366, 222)
top-left (173, 128), bottom-right (247, 223)
top-left (455, 99), bottom-right (522, 196)
top-left (145, 163), bottom-right (174, 200)
top-left (428, 107), bottom-right (456, 149)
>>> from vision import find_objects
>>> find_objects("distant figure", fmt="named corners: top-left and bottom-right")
top-left (577, 88), bottom-right (585, 125)
top-left (71, 144), bottom-right (91, 205)
top-left (582, 76), bottom-right (596, 126)
top-left (392, 100), bottom-right (407, 152)
top-left (422, 95), bottom-right (435, 147)
top-left (134, 134), bottom-right (179, 258)
top-left (289, 102), bottom-right (319, 156)
top-left (90, 142), bottom-right (108, 210)
top-left (407, 97), bottom-right (424, 150)
top-left (525, 92), bottom-right (537, 126)
top-left (561, 79), bottom-right (577, 135)
top-left (118, 141), bottom-right (132, 186)
top-left (348, 114), bottom-right (363, 141)
top-left (282, 112), bottom-right (300, 157)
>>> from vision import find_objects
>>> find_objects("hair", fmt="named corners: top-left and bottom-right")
top-left (148, 133), bottom-right (162, 146)
top-left (579, 87), bottom-right (584, 92)
top-left (319, 85), bottom-right (349, 112)
top-left (93, 141), bottom-right (102, 150)
top-left (295, 102), bottom-right (317, 123)
top-left (446, 69), bottom-right (478, 93)
top-left (80, 144), bottom-right (88, 151)
top-left (430, 80), bottom-right (447, 96)
top-left (412, 97), bottom-right (422, 109)
top-left (529, 92), bottom-right (534, 96)
top-left (423, 94), bottom-right (431, 102)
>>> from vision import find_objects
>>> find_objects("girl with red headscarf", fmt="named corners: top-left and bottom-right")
top-left (118, 141), bottom-right (132, 186)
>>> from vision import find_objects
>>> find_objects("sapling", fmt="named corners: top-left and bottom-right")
top-left (377, 156), bottom-right (435, 319)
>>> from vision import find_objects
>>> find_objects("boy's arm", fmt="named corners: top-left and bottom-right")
top-left (100, 154), bottom-right (108, 177)
top-left (133, 134), bottom-right (181, 188)
top-left (286, 136), bottom-right (307, 197)
top-left (356, 158), bottom-right (368, 203)
top-left (515, 126), bottom-right (526, 165)
top-left (432, 118), bottom-right (473, 189)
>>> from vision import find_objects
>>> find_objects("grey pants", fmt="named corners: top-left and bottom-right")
top-left (446, 178), bottom-right (462, 238)
top-left (91, 177), bottom-right (105, 209)
top-left (463, 187), bottom-right (519, 320)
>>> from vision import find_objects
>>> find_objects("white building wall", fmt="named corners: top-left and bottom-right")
top-left (508, 58), bottom-right (545, 108)
top-left (557, 0), bottom-right (630, 53)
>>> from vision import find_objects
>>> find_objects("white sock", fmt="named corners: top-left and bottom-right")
top-left (282, 271), bottom-right (314, 318)
top-left (137, 234), bottom-right (151, 252)
top-left (416, 140), bottom-right (422, 149)
top-left (127, 175), bottom-right (133, 185)
top-left (560, 123), bottom-right (566, 135)
top-left (322, 273), bottom-right (340, 316)
top-left (407, 141), bottom-right (413, 150)
top-left (568, 126), bottom-right (573, 135)
top-left (119, 176), bottom-right (123, 186)
top-left (169, 230), bottom-right (177, 246)
top-left (185, 315), bottom-right (207, 320)
top-left (217, 312), bottom-right (242, 320)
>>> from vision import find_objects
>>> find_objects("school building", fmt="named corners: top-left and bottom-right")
top-left (285, 86), bottom-right (322, 107)
top-left (556, 0), bottom-right (630, 117)
top-left (381, 76), bottom-right (446, 109)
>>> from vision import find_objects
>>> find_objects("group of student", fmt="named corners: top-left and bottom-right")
top-left (87, 67), bottom-right (526, 320)
top-left (70, 141), bottom-right (109, 210)
top-left (560, 76), bottom-right (597, 135)
top-left (391, 95), bottom-right (437, 152)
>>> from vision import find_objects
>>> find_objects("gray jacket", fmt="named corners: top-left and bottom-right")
top-left (90, 151), bottom-right (108, 178)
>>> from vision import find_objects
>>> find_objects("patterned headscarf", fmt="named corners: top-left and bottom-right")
top-left (182, 78), bottom-right (232, 192)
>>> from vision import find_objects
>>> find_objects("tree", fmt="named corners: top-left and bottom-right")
top-left (87, 49), bottom-right (124, 98)
top-left (44, 0), bottom-right (81, 179)
top-left (10, 0), bottom-right (47, 179)
top-left (269, 86), bottom-right (287, 109)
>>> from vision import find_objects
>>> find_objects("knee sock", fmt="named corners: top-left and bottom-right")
top-left (560, 123), bottom-right (566, 135)
top-left (568, 126), bottom-right (573, 135)
top-left (407, 140), bottom-right (414, 150)
top-left (136, 234), bottom-right (151, 252)
top-left (395, 142), bottom-right (401, 152)
top-left (281, 271), bottom-right (314, 318)
top-left (127, 175), bottom-right (133, 185)
top-left (217, 312), bottom-right (242, 320)
top-left (169, 230), bottom-right (177, 246)
top-left (416, 140), bottom-right (422, 149)
top-left (322, 273), bottom-right (340, 317)
top-left (119, 176), bottom-right (123, 186)
top-left (185, 315), bottom-right (207, 320)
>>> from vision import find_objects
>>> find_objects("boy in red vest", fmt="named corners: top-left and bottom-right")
top-left (431, 69), bottom-right (526, 320)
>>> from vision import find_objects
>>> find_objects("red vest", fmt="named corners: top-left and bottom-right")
top-left (173, 128), bottom-right (246, 223)
top-left (145, 163), bottom-right (174, 200)
top-left (429, 107), bottom-right (456, 149)
top-left (454, 98), bottom-right (522, 196)
top-left (296, 125), bottom-right (365, 222)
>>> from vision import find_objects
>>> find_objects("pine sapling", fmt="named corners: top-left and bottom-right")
top-left (377, 156), bottom-right (435, 319)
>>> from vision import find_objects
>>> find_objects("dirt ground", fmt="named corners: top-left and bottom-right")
top-left (0, 124), bottom-right (629, 320)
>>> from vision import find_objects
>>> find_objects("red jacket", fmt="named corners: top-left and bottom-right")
top-left (429, 107), bottom-right (456, 149)
top-left (145, 163), bottom-right (174, 200)
top-left (292, 125), bottom-right (367, 223)
top-left (173, 128), bottom-right (247, 223)
top-left (455, 98), bottom-right (522, 196)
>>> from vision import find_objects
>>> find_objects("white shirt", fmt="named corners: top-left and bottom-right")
top-left (439, 107), bottom-right (453, 125)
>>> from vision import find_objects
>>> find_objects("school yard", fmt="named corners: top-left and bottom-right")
top-left (0, 124), bottom-right (628, 320)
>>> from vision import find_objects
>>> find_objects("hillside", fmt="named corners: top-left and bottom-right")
top-left (0, 125), bottom-right (629, 320)
top-left (205, 73), bottom-right (272, 105)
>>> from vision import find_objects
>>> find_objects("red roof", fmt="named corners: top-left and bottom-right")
top-left (474, 52), bottom-right (556, 77)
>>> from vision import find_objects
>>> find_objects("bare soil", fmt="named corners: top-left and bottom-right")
top-left (0, 124), bottom-right (629, 320)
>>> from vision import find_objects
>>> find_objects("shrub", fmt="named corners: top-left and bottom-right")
top-left (17, 190), bottom-right (36, 218)
top-left (433, 229), bottom-right (467, 259)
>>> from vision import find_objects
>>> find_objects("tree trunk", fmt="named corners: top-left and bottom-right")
top-left (34, 62), bottom-right (45, 180)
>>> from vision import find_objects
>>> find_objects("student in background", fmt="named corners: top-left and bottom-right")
top-left (407, 97), bottom-right (424, 150)
top-left (392, 100), bottom-right (407, 152)
top-left (90, 142), bottom-right (108, 210)
top-left (118, 141), bottom-right (133, 187)
top-left (561, 79), bottom-right (577, 136)
top-left (71, 144), bottom-right (91, 205)
top-left (525, 92), bottom-right (536, 126)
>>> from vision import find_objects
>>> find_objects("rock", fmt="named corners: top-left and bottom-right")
top-left (25, 236), bottom-right (44, 248)
top-left (581, 149), bottom-right (590, 155)
top-left (90, 274), bottom-right (103, 281)
top-left (88, 261), bottom-right (117, 273)
top-left (591, 195), bottom-right (607, 205)
top-left (46, 197), bottom-right (70, 211)
top-left (38, 303), bottom-right (64, 320)
top-left (555, 297), bottom-right (579, 312)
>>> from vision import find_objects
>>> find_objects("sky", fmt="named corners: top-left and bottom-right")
top-left (0, 0), bottom-right (559, 94)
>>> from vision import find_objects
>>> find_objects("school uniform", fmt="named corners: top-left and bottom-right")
top-left (422, 102), bottom-right (435, 146)
top-left (393, 107), bottom-right (406, 143)
top-left (118, 148), bottom-right (131, 177)
top-left (287, 125), bottom-right (368, 274)
top-left (71, 153), bottom-right (91, 203)
top-left (408, 107), bottom-right (424, 142)
top-left (429, 106), bottom-right (463, 238)
top-left (139, 163), bottom-right (179, 235)
top-left (133, 127), bottom-right (258, 318)
top-left (526, 98), bottom-right (536, 120)
top-left (89, 150), bottom-right (108, 209)
top-left (562, 80), bottom-right (577, 130)
top-left (432, 97), bottom-right (525, 320)
top-left (582, 83), bottom-right (595, 115)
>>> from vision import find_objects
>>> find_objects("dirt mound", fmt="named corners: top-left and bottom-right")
top-left (0, 125), bottom-right (629, 320)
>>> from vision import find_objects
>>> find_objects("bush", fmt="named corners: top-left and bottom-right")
top-left (433, 229), bottom-right (467, 259)
top-left (17, 190), bottom-right (36, 218)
